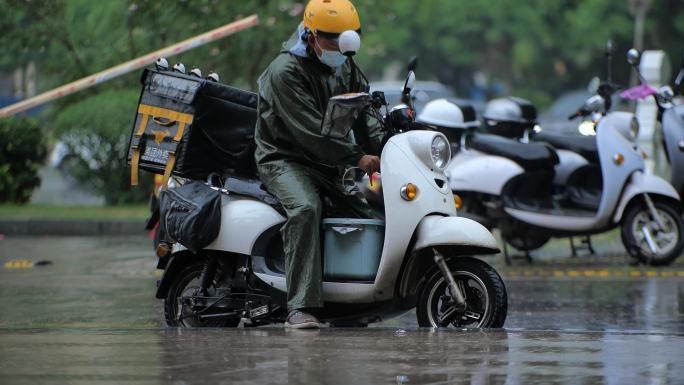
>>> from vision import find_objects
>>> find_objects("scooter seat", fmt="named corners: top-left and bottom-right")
top-left (221, 175), bottom-right (282, 208)
top-left (469, 133), bottom-right (559, 170)
top-left (221, 175), bottom-right (352, 217)
top-left (532, 131), bottom-right (598, 163)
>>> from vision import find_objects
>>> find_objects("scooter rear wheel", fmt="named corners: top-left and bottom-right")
top-left (417, 257), bottom-right (507, 328)
top-left (164, 263), bottom-right (241, 327)
top-left (621, 201), bottom-right (684, 266)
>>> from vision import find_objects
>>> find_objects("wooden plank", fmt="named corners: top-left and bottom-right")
top-left (0, 14), bottom-right (259, 118)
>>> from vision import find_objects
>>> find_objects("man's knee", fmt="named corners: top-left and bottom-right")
top-left (289, 200), bottom-right (322, 223)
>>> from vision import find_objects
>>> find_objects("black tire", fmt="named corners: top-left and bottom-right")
top-left (164, 263), bottom-right (240, 327)
top-left (417, 257), bottom-right (507, 328)
top-left (621, 200), bottom-right (684, 266)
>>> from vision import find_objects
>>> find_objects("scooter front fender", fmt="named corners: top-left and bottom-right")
top-left (613, 171), bottom-right (681, 222)
top-left (412, 215), bottom-right (500, 254)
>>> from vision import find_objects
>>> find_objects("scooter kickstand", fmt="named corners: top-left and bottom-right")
top-left (569, 237), bottom-right (578, 257)
top-left (503, 242), bottom-right (513, 265)
top-left (583, 236), bottom-right (596, 255)
top-left (433, 250), bottom-right (466, 312)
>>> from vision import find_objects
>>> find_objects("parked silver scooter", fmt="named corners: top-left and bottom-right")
top-left (442, 89), bottom-right (684, 265)
top-left (480, 95), bottom-right (601, 190)
top-left (621, 49), bottom-right (684, 197)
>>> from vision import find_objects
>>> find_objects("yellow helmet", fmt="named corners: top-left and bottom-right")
top-left (303, 0), bottom-right (361, 36)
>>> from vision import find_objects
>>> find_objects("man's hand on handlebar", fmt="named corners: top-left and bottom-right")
top-left (358, 155), bottom-right (380, 176)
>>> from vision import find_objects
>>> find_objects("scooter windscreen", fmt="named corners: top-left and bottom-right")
top-left (321, 92), bottom-right (370, 139)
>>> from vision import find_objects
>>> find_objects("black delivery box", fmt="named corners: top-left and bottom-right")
top-left (127, 68), bottom-right (258, 188)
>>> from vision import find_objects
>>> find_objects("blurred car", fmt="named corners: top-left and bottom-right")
top-left (49, 141), bottom-right (98, 175)
top-left (537, 89), bottom-right (622, 135)
top-left (537, 90), bottom-right (592, 134)
top-left (370, 80), bottom-right (455, 114)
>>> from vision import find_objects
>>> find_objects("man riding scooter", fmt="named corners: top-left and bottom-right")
top-left (255, 0), bottom-right (384, 328)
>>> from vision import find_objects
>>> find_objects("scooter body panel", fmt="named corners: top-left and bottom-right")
top-left (554, 149), bottom-right (589, 185)
top-left (412, 215), bottom-right (499, 252)
top-left (592, 112), bottom-right (645, 226)
top-left (503, 207), bottom-right (598, 231)
top-left (505, 112), bottom-right (645, 231)
top-left (663, 106), bottom-right (684, 195)
top-left (612, 171), bottom-right (681, 222)
top-left (252, 273), bottom-right (376, 303)
top-left (447, 150), bottom-right (524, 195)
top-left (252, 131), bottom-right (467, 305)
top-left (205, 196), bottom-right (285, 255)
top-left (372, 131), bottom-right (458, 302)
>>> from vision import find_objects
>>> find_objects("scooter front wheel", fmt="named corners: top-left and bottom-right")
top-left (621, 200), bottom-right (684, 266)
top-left (417, 257), bottom-right (507, 328)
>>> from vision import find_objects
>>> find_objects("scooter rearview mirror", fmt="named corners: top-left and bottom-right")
top-left (605, 40), bottom-right (613, 82)
top-left (675, 68), bottom-right (684, 90)
top-left (584, 94), bottom-right (605, 112)
top-left (404, 70), bottom-right (416, 92)
top-left (587, 77), bottom-right (600, 94)
top-left (407, 56), bottom-right (418, 72)
top-left (627, 48), bottom-right (640, 67)
top-left (677, 53), bottom-right (684, 89)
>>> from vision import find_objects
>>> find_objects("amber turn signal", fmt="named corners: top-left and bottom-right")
top-left (156, 243), bottom-right (171, 258)
top-left (613, 153), bottom-right (624, 165)
top-left (400, 183), bottom-right (418, 201)
top-left (453, 194), bottom-right (463, 209)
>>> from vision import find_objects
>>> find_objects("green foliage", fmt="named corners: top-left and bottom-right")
top-left (1, 0), bottom-right (682, 205)
top-left (54, 89), bottom-right (152, 205)
top-left (0, 118), bottom-right (47, 204)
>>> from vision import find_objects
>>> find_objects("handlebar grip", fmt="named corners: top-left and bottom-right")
top-left (568, 112), bottom-right (580, 120)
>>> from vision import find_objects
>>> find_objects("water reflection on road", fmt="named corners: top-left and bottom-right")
top-left (1, 236), bottom-right (684, 384)
top-left (2, 328), bottom-right (683, 384)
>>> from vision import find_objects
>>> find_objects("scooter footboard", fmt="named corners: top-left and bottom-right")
top-left (412, 215), bottom-right (500, 254)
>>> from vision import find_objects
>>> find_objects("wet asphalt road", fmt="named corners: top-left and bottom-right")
top-left (1, 235), bottom-right (684, 384)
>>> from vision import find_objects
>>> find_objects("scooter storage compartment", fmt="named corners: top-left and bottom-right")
top-left (127, 68), bottom-right (258, 189)
top-left (322, 218), bottom-right (384, 281)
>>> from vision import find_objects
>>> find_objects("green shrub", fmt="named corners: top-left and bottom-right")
top-left (55, 89), bottom-right (152, 205)
top-left (0, 117), bottom-right (47, 204)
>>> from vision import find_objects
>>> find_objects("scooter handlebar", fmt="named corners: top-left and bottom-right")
top-left (568, 111), bottom-right (582, 120)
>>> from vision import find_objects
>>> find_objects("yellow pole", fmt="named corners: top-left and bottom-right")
top-left (0, 14), bottom-right (259, 119)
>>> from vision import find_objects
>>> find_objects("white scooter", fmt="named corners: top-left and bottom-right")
top-left (446, 88), bottom-right (684, 265)
top-left (154, 32), bottom-right (507, 329)
top-left (481, 95), bottom-right (599, 189)
top-left (621, 49), bottom-right (684, 197)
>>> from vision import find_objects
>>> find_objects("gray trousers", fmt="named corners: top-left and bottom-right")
top-left (258, 161), bottom-right (376, 311)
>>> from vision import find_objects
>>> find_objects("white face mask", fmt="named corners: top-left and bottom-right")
top-left (314, 38), bottom-right (347, 68)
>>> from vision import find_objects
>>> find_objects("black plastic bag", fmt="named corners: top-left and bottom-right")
top-left (160, 180), bottom-right (221, 253)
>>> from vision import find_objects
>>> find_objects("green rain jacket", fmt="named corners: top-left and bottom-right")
top-left (254, 28), bottom-right (384, 170)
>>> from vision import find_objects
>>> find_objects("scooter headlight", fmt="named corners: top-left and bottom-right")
top-left (630, 117), bottom-right (640, 139)
top-left (430, 134), bottom-right (451, 169)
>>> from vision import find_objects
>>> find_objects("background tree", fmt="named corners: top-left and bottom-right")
top-left (0, 0), bottom-right (681, 204)
top-left (0, 118), bottom-right (47, 203)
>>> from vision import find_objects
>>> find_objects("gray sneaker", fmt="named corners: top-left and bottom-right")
top-left (285, 310), bottom-right (321, 329)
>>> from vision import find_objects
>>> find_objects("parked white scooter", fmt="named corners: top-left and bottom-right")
top-left (442, 89), bottom-right (684, 265)
top-left (621, 49), bottom-right (684, 197)
top-left (155, 33), bottom-right (507, 329)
